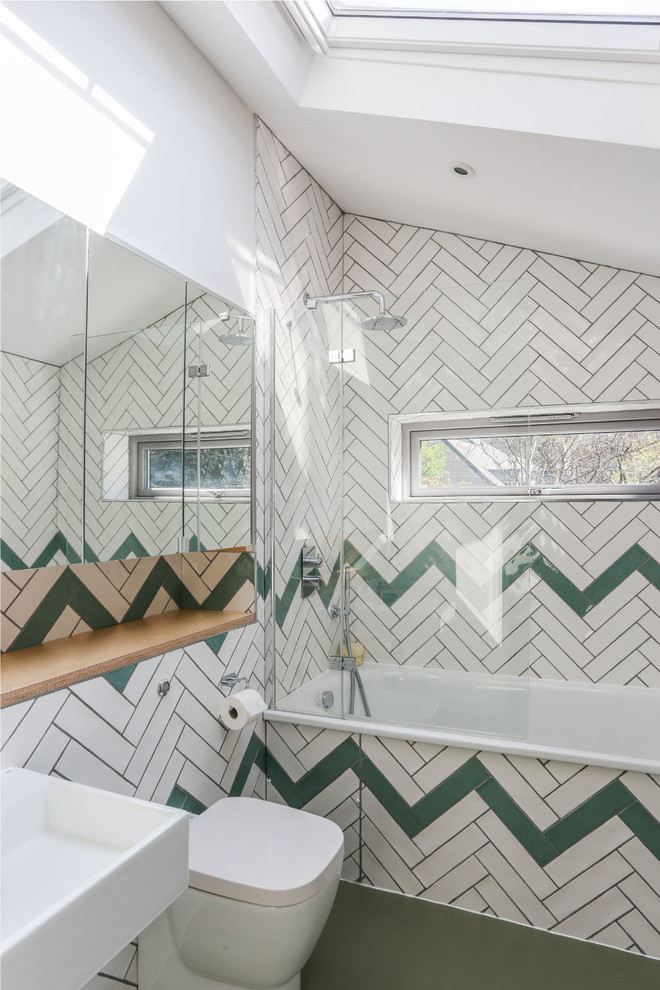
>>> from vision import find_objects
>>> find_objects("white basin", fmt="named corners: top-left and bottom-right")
top-left (1, 767), bottom-right (189, 990)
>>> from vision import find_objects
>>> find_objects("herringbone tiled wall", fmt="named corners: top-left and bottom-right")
top-left (1, 352), bottom-right (69, 570)
top-left (340, 216), bottom-right (660, 686)
top-left (255, 121), bottom-right (345, 704)
top-left (257, 123), bottom-right (660, 957)
top-left (86, 292), bottom-right (252, 561)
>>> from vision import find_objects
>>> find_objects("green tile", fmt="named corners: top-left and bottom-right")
top-left (545, 780), bottom-right (634, 854)
top-left (198, 552), bottom-right (255, 610)
top-left (391, 542), bottom-right (446, 598)
top-left (434, 551), bottom-right (456, 585)
top-left (205, 632), bottom-right (227, 655)
top-left (69, 583), bottom-right (117, 631)
top-left (122, 557), bottom-right (182, 622)
top-left (415, 756), bottom-right (490, 827)
top-left (478, 778), bottom-right (557, 866)
top-left (83, 541), bottom-right (100, 564)
top-left (276, 571), bottom-right (302, 629)
top-left (263, 749), bottom-right (308, 808)
top-left (297, 738), bottom-right (361, 803)
top-left (639, 555), bottom-right (660, 592)
top-left (584, 544), bottom-right (649, 606)
top-left (229, 733), bottom-right (264, 797)
top-left (9, 568), bottom-right (81, 651)
top-left (104, 662), bottom-right (138, 693)
top-left (31, 531), bottom-right (70, 569)
top-left (166, 784), bottom-right (206, 815)
top-left (1, 539), bottom-right (27, 570)
top-left (360, 755), bottom-right (424, 838)
top-left (532, 555), bottom-right (592, 616)
top-left (502, 543), bottom-right (539, 591)
top-left (109, 532), bottom-right (149, 560)
top-left (620, 801), bottom-right (660, 860)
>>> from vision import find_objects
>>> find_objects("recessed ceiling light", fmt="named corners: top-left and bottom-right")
top-left (450, 162), bottom-right (475, 177)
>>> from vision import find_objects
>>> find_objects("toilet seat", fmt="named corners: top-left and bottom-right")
top-left (188, 798), bottom-right (344, 907)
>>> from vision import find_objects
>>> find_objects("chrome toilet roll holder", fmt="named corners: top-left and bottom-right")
top-left (220, 672), bottom-right (248, 697)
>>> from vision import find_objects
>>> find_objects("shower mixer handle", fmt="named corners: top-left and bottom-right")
top-left (302, 553), bottom-right (323, 567)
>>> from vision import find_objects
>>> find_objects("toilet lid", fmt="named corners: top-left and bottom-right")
top-left (188, 798), bottom-right (344, 907)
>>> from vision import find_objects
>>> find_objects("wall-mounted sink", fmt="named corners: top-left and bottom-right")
top-left (1, 768), bottom-right (189, 990)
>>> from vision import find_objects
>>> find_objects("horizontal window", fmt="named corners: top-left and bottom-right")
top-left (402, 405), bottom-right (660, 500)
top-left (131, 431), bottom-right (251, 500)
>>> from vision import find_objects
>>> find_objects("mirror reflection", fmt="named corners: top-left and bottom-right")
top-left (0, 182), bottom-right (254, 572)
top-left (1, 180), bottom-right (86, 568)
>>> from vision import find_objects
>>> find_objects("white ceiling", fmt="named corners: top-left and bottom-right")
top-left (162, 0), bottom-right (660, 276)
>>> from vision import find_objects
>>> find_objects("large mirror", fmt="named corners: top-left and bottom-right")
top-left (0, 182), bottom-right (253, 571)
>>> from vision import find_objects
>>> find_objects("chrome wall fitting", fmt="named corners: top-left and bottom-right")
top-left (220, 673), bottom-right (248, 696)
top-left (301, 543), bottom-right (323, 598)
top-left (157, 679), bottom-right (171, 697)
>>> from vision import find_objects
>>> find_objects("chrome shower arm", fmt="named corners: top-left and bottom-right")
top-left (304, 291), bottom-right (386, 315)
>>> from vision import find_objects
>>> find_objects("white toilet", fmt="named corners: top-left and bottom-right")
top-left (139, 797), bottom-right (344, 990)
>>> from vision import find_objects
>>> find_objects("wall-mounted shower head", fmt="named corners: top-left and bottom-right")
top-left (217, 312), bottom-right (253, 347)
top-left (303, 291), bottom-right (407, 331)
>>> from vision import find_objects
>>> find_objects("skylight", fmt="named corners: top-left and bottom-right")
top-left (329, 0), bottom-right (660, 20)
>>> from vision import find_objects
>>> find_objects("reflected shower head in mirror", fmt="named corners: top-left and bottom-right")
top-left (217, 312), bottom-right (253, 346)
top-left (303, 291), bottom-right (407, 331)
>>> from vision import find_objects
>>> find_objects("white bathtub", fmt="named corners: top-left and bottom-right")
top-left (265, 664), bottom-right (660, 774)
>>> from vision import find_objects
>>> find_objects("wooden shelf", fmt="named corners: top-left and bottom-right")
top-left (1, 609), bottom-right (255, 707)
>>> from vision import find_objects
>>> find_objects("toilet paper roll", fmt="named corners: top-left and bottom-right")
top-left (219, 689), bottom-right (267, 731)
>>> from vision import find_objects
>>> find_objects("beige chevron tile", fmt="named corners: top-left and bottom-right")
top-left (119, 557), bottom-right (159, 601)
top-left (1, 614), bottom-right (21, 652)
top-left (5, 565), bottom-right (64, 627)
top-left (69, 563), bottom-right (131, 621)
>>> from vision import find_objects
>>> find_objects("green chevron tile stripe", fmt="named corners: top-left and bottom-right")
top-left (206, 632), bottom-right (228, 655)
top-left (104, 662), bottom-right (139, 693)
top-left (259, 743), bottom-right (660, 866)
top-left (33, 531), bottom-right (76, 568)
top-left (415, 756), bottom-right (490, 824)
top-left (531, 554), bottom-right (593, 617)
top-left (273, 540), bottom-right (660, 628)
top-left (545, 781), bottom-right (636, 853)
top-left (620, 802), bottom-right (660, 859)
top-left (1, 539), bottom-right (27, 570)
top-left (195, 552), bottom-right (255, 611)
top-left (167, 784), bottom-right (207, 815)
top-left (477, 777), bottom-right (558, 866)
top-left (122, 557), bottom-right (183, 622)
top-left (229, 732), bottom-right (265, 797)
top-left (9, 568), bottom-right (116, 652)
top-left (1, 532), bottom-right (79, 570)
top-left (109, 533), bottom-right (150, 560)
top-left (639, 556), bottom-right (660, 592)
top-left (584, 545), bottom-right (650, 606)
top-left (502, 543), bottom-right (540, 591)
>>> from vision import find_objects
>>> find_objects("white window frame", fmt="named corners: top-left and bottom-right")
top-left (398, 403), bottom-right (660, 501)
top-left (130, 428), bottom-right (251, 501)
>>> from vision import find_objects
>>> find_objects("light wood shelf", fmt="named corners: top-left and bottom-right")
top-left (1, 609), bottom-right (254, 707)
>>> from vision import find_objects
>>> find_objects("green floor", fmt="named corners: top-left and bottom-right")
top-left (303, 881), bottom-right (660, 990)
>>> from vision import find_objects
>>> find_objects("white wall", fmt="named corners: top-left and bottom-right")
top-left (0, 0), bottom-right (255, 311)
